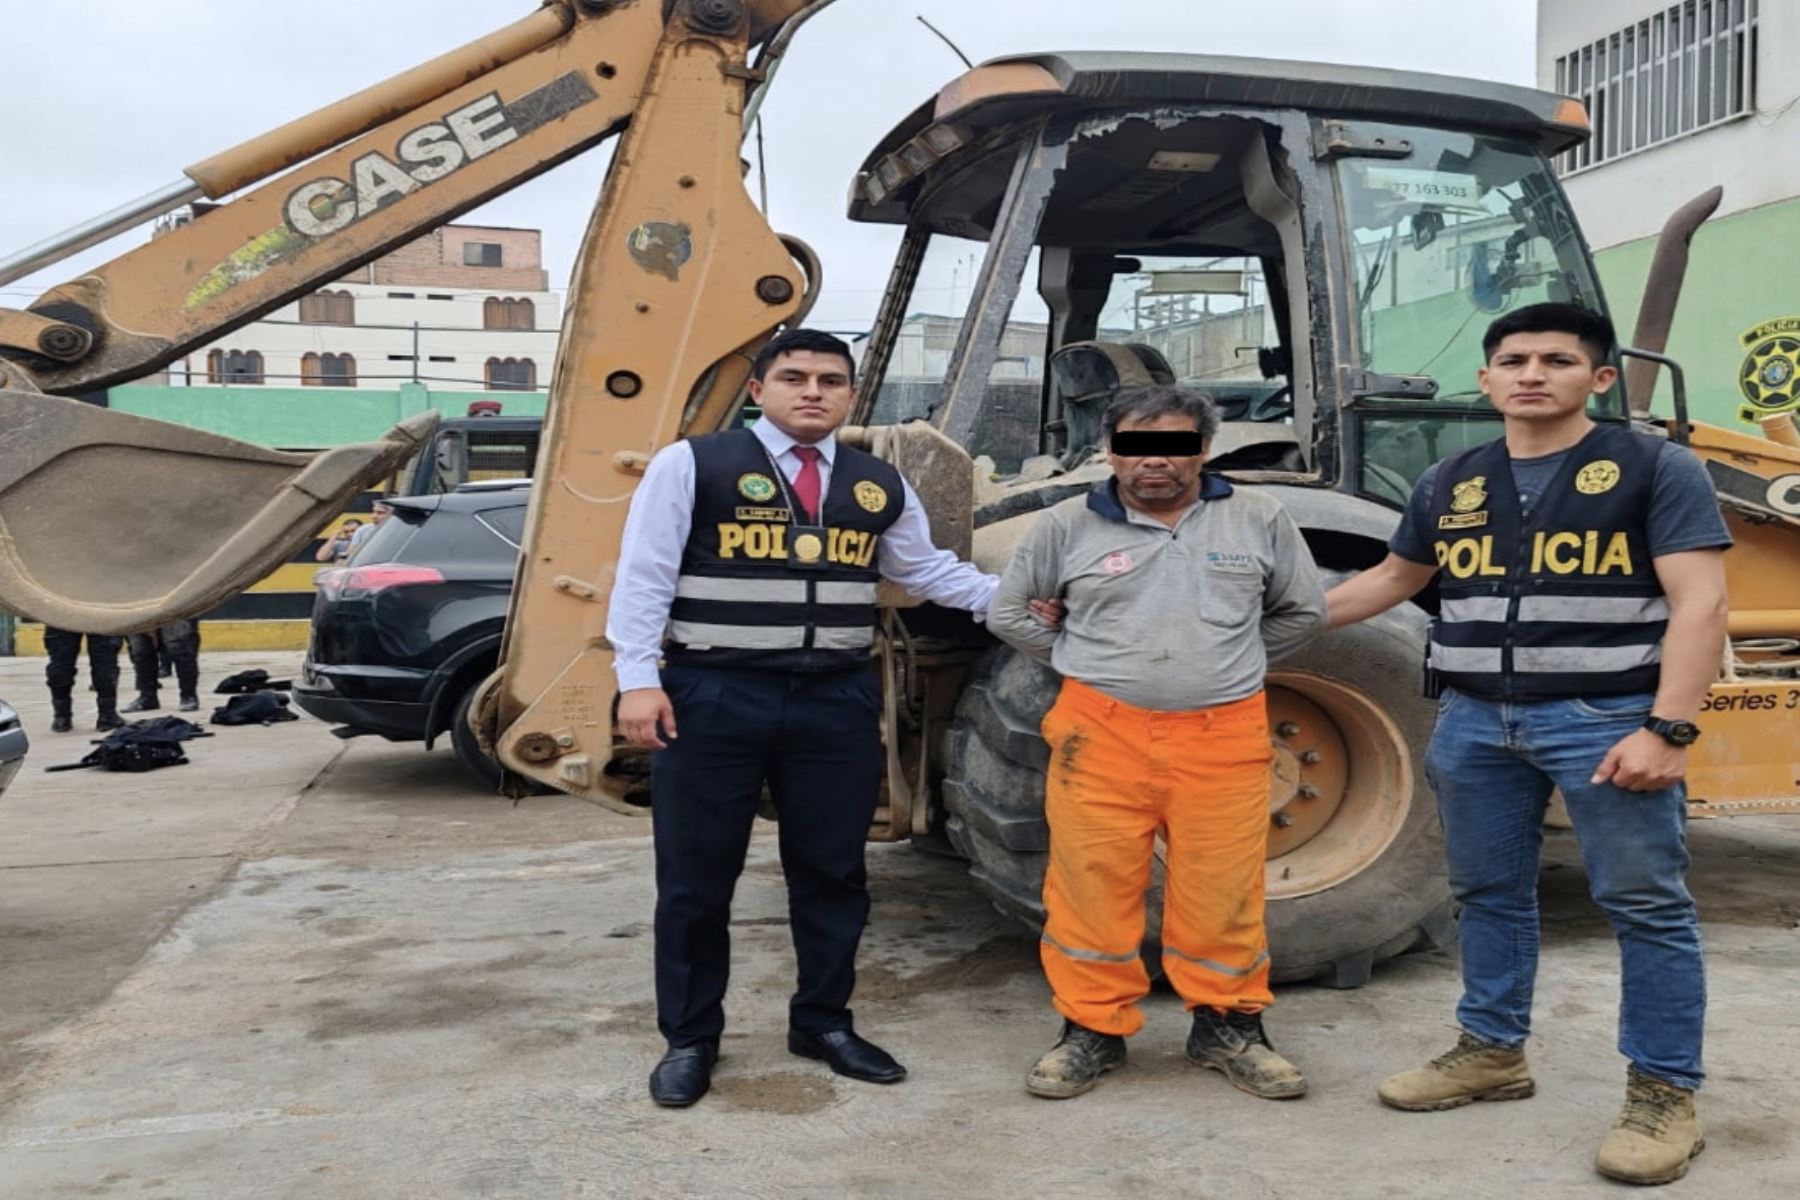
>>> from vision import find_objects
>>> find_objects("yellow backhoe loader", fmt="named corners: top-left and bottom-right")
top-left (2, 0), bottom-right (1795, 987)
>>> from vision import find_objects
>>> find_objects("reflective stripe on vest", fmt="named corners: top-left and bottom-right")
top-left (1426, 424), bottom-right (1666, 701)
top-left (668, 620), bottom-right (875, 652)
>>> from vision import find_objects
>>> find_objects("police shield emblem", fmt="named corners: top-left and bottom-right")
top-left (854, 481), bottom-right (888, 513)
top-left (1450, 476), bottom-right (1489, 513)
top-left (792, 532), bottom-right (825, 564)
top-left (1576, 460), bottom-right (1621, 495)
top-left (738, 473), bottom-right (778, 503)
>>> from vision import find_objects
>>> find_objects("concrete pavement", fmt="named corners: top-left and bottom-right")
top-left (1, 652), bottom-right (1797, 1198)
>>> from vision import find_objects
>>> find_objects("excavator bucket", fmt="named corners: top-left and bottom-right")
top-left (0, 391), bottom-right (436, 636)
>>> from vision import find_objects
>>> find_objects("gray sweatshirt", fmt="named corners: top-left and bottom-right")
top-left (988, 476), bottom-right (1327, 711)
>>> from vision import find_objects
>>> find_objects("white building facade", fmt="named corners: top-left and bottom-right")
top-left (162, 222), bottom-right (562, 394)
top-left (1538, 0), bottom-right (1800, 429)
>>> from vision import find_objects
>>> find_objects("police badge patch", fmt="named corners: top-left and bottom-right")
top-left (738, 473), bottom-right (778, 503)
top-left (1450, 476), bottom-right (1489, 513)
top-left (854, 481), bottom-right (888, 513)
top-left (1576, 460), bottom-right (1621, 495)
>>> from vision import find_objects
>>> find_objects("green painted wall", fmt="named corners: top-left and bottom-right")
top-left (1591, 196), bottom-right (1800, 431)
top-left (107, 382), bottom-right (547, 448)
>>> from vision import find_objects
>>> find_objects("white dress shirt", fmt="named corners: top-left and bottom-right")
top-left (607, 420), bottom-right (999, 691)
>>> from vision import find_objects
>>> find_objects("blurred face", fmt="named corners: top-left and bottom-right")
top-left (1479, 331), bottom-right (1617, 424)
top-left (1106, 413), bottom-right (1209, 511)
top-left (748, 350), bottom-right (856, 443)
top-left (371, 504), bottom-right (392, 524)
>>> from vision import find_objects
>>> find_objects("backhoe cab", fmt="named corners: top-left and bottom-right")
top-left (837, 54), bottom-right (1798, 987)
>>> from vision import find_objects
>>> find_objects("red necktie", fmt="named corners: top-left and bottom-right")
top-left (792, 446), bottom-right (823, 522)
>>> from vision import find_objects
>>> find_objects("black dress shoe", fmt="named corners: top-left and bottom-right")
top-left (788, 1029), bottom-right (906, 1084)
top-left (121, 695), bottom-right (160, 714)
top-left (649, 1043), bottom-right (717, 1107)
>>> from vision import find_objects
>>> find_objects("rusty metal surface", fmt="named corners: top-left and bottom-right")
top-left (0, 392), bottom-right (435, 635)
top-left (487, 6), bottom-right (803, 799)
top-left (1624, 187), bottom-right (1724, 416)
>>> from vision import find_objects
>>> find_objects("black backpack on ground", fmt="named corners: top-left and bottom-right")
top-left (46, 717), bottom-right (212, 774)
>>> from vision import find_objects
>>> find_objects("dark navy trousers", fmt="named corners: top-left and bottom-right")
top-left (651, 663), bottom-right (884, 1048)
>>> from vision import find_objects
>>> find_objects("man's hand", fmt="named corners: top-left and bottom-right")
top-left (618, 687), bottom-right (677, 750)
top-left (1591, 728), bottom-right (1687, 792)
top-left (1028, 598), bottom-right (1066, 627)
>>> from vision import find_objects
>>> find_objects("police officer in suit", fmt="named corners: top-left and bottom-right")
top-left (608, 329), bottom-right (1000, 1107)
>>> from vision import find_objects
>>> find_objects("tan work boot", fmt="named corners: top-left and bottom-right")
top-left (1186, 1008), bottom-right (1307, 1099)
top-left (1595, 1068), bottom-right (1704, 1186)
top-left (1378, 1032), bottom-right (1535, 1111)
top-left (1027, 1021), bottom-right (1127, 1099)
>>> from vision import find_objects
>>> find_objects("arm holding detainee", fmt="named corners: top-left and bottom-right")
top-left (987, 513), bottom-right (1069, 664)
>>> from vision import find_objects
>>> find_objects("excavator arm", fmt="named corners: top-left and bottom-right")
top-left (0, 0), bottom-right (820, 647)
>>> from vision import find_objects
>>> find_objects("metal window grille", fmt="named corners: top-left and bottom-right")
top-left (1553, 0), bottom-right (1757, 174)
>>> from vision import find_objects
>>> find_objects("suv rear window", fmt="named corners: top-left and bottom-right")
top-left (349, 513), bottom-right (419, 565)
top-left (477, 504), bottom-right (529, 547)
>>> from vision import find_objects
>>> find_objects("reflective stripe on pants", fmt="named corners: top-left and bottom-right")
top-left (1039, 678), bottom-right (1275, 1036)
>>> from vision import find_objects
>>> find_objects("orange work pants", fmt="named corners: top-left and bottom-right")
top-left (1039, 678), bottom-right (1274, 1036)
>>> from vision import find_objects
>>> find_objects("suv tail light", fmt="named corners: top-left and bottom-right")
top-left (316, 563), bottom-right (446, 601)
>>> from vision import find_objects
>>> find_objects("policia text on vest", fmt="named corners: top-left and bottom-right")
top-left (1424, 425), bottom-right (1670, 702)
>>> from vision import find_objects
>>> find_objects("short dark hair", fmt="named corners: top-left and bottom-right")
top-left (1482, 302), bottom-right (1617, 365)
top-left (750, 329), bottom-right (857, 385)
top-left (1103, 385), bottom-right (1221, 443)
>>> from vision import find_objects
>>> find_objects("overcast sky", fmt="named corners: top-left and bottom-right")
top-left (0, 0), bottom-right (1537, 334)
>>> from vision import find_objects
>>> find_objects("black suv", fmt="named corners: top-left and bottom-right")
top-left (295, 483), bottom-right (526, 788)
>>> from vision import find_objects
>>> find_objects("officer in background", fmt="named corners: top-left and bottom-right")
top-left (123, 619), bottom-right (203, 714)
top-left (1326, 303), bottom-right (1730, 1186)
top-left (608, 329), bottom-right (999, 1108)
top-left (43, 627), bottom-right (124, 733)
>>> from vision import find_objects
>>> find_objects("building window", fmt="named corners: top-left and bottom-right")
top-left (302, 352), bottom-right (357, 387)
top-left (298, 289), bottom-right (355, 325)
top-left (1554, 0), bottom-right (1758, 175)
top-left (206, 349), bottom-right (264, 385)
top-left (464, 242), bottom-right (504, 267)
top-left (486, 357), bottom-right (537, 391)
top-left (483, 296), bottom-right (536, 330)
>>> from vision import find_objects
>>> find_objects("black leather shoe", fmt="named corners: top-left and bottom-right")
top-left (649, 1043), bottom-right (717, 1107)
top-left (178, 694), bottom-right (200, 713)
top-left (50, 714), bottom-right (73, 734)
top-left (788, 1029), bottom-right (906, 1084)
top-left (122, 695), bottom-right (160, 714)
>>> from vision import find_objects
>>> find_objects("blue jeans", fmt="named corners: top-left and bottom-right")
top-left (1426, 688), bottom-right (1705, 1091)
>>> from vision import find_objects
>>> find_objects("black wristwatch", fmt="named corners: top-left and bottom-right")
top-left (1643, 717), bottom-right (1701, 747)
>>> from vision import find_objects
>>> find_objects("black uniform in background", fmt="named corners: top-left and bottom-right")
top-left (128, 619), bottom-right (200, 709)
top-left (44, 627), bottom-right (123, 732)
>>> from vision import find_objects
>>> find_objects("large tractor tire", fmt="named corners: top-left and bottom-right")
top-left (941, 577), bottom-right (1452, 988)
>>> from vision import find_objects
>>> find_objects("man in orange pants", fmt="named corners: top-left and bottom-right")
top-left (988, 385), bottom-right (1325, 1100)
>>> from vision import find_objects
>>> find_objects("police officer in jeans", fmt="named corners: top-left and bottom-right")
top-left (43, 627), bottom-right (124, 733)
top-left (608, 329), bottom-right (1000, 1107)
top-left (1327, 304), bottom-right (1730, 1187)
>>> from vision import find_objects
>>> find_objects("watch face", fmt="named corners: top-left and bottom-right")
top-left (1649, 718), bottom-right (1701, 746)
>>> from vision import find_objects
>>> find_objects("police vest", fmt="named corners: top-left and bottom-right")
top-left (663, 428), bottom-right (904, 672)
top-left (1426, 423), bottom-right (1668, 701)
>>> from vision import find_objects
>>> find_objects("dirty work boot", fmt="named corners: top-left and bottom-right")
top-left (1378, 1032), bottom-right (1535, 1111)
top-left (178, 693), bottom-right (200, 713)
top-left (121, 693), bottom-right (161, 714)
top-left (1595, 1068), bottom-right (1704, 1186)
top-left (1187, 1008), bottom-right (1307, 1099)
top-left (1026, 1021), bottom-right (1127, 1099)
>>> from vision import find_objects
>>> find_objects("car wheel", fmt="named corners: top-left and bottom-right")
top-left (450, 682), bottom-right (504, 792)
